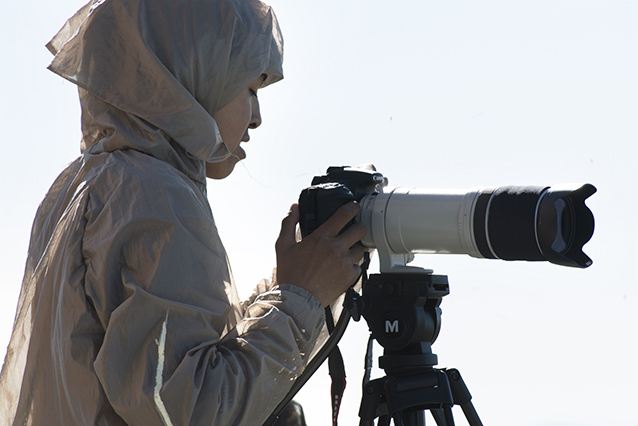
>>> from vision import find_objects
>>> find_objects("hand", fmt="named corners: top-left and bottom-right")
top-left (275, 202), bottom-right (367, 307)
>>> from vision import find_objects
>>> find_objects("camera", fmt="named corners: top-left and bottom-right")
top-left (298, 165), bottom-right (596, 272)
top-left (291, 165), bottom-right (597, 425)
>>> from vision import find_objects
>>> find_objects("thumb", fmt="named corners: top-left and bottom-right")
top-left (276, 204), bottom-right (300, 250)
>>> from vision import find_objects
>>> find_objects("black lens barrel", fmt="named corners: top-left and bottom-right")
top-left (473, 184), bottom-right (596, 268)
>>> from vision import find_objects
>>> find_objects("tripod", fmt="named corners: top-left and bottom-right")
top-left (354, 272), bottom-right (483, 426)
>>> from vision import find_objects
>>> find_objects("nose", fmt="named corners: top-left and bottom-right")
top-left (243, 97), bottom-right (262, 143)
top-left (248, 98), bottom-right (261, 129)
top-left (249, 97), bottom-right (262, 130)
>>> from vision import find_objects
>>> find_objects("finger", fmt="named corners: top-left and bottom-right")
top-left (317, 201), bottom-right (360, 236)
top-left (348, 244), bottom-right (366, 264)
top-left (339, 222), bottom-right (367, 247)
top-left (276, 204), bottom-right (300, 249)
top-left (348, 263), bottom-right (363, 286)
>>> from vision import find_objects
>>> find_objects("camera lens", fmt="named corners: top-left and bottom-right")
top-left (359, 184), bottom-right (595, 269)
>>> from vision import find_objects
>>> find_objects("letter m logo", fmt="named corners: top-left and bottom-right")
top-left (385, 319), bottom-right (399, 334)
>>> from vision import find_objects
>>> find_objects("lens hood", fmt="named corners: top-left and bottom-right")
top-left (536, 184), bottom-right (596, 268)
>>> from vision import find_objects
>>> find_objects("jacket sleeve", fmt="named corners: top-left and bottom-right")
top-left (84, 158), bottom-right (325, 426)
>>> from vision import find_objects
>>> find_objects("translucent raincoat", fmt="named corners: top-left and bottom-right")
top-left (0, 1), bottom-right (326, 424)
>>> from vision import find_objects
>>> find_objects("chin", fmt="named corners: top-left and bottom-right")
top-left (206, 159), bottom-right (238, 180)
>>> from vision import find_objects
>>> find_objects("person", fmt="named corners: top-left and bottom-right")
top-left (0, 0), bottom-right (366, 425)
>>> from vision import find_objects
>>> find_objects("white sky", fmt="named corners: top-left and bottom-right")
top-left (1, 1), bottom-right (637, 425)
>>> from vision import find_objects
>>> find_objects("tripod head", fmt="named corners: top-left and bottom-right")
top-left (352, 270), bottom-right (482, 426)
top-left (360, 272), bottom-right (449, 373)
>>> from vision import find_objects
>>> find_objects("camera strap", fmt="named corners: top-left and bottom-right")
top-left (325, 307), bottom-right (346, 426)
top-left (325, 253), bottom-right (372, 426)
top-left (262, 295), bottom-right (353, 426)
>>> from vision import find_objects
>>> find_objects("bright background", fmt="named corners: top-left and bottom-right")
top-left (1, 1), bottom-right (636, 425)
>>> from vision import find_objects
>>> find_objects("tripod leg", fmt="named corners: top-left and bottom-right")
top-left (378, 415), bottom-right (391, 426)
top-left (459, 402), bottom-right (482, 426)
top-left (398, 410), bottom-right (425, 426)
top-left (443, 405), bottom-right (455, 426)
top-left (431, 409), bottom-right (445, 425)
top-left (444, 369), bottom-right (483, 426)
top-left (430, 406), bottom-right (455, 426)
top-left (392, 413), bottom-right (405, 426)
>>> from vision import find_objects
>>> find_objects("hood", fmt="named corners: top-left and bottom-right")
top-left (46, 0), bottom-right (284, 185)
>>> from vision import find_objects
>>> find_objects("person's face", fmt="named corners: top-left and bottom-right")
top-left (206, 77), bottom-right (263, 179)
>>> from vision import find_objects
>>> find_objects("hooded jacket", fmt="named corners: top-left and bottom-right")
top-left (0, 1), bottom-right (325, 424)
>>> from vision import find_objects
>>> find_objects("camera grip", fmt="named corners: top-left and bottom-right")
top-left (298, 183), bottom-right (356, 238)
